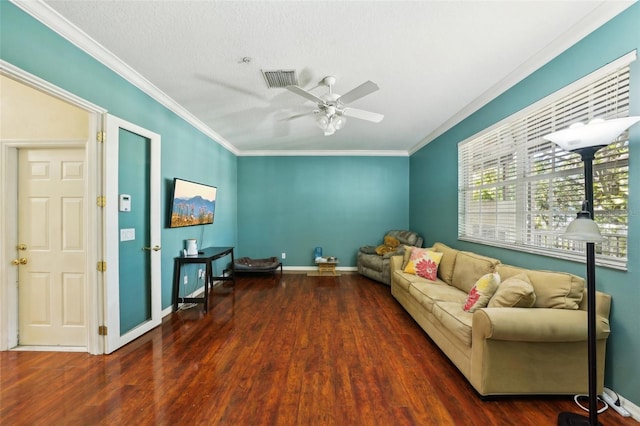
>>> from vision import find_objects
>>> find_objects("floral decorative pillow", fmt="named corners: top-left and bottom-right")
top-left (463, 272), bottom-right (501, 313)
top-left (403, 248), bottom-right (443, 281)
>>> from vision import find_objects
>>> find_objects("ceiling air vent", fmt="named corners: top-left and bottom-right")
top-left (261, 69), bottom-right (298, 88)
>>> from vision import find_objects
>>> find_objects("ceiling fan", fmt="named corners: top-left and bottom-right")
top-left (285, 76), bottom-right (384, 136)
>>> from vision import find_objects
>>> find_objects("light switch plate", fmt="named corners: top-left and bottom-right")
top-left (120, 228), bottom-right (135, 241)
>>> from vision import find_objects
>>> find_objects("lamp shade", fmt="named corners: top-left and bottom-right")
top-left (543, 116), bottom-right (640, 151)
top-left (562, 211), bottom-right (604, 243)
top-left (315, 114), bottom-right (329, 130)
top-left (333, 115), bottom-right (346, 130)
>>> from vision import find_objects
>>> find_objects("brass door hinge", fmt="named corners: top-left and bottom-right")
top-left (97, 196), bottom-right (106, 207)
top-left (97, 261), bottom-right (107, 272)
top-left (97, 131), bottom-right (106, 142)
top-left (98, 325), bottom-right (108, 336)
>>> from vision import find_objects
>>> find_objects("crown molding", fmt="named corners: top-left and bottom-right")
top-left (408, 1), bottom-right (636, 156)
top-left (238, 149), bottom-right (409, 157)
top-left (10, 0), bottom-right (240, 156)
top-left (14, 0), bottom-right (632, 159)
top-left (1, 59), bottom-right (107, 114)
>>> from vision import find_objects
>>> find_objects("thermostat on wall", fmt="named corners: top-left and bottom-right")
top-left (119, 194), bottom-right (131, 212)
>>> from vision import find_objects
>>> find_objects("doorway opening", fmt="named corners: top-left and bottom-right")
top-left (0, 62), bottom-right (105, 353)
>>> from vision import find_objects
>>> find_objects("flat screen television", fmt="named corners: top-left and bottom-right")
top-left (169, 178), bottom-right (217, 228)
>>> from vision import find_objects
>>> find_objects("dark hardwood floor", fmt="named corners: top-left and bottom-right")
top-left (0, 273), bottom-right (635, 425)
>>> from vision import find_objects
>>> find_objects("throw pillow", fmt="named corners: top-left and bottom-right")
top-left (463, 272), bottom-right (501, 313)
top-left (495, 264), bottom-right (582, 309)
top-left (433, 242), bottom-right (459, 285)
top-left (488, 273), bottom-right (536, 308)
top-left (403, 248), bottom-right (443, 281)
top-left (402, 245), bottom-right (432, 270)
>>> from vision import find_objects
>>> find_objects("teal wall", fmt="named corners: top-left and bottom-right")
top-left (238, 156), bottom-right (409, 266)
top-left (0, 2), bottom-right (238, 309)
top-left (410, 3), bottom-right (640, 405)
top-left (4, 0), bottom-right (640, 407)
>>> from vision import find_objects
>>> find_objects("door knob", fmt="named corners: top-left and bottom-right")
top-left (11, 258), bottom-right (28, 265)
top-left (142, 245), bottom-right (161, 252)
top-left (17, 244), bottom-right (27, 251)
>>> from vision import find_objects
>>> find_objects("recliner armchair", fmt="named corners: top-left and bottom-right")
top-left (357, 230), bottom-right (423, 285)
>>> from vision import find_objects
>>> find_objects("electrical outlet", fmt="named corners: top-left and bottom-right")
top-left (281, 252), bottom-right (286, 259)
top-left (198, 269), bottom-right (204, 279)
top-left (183, 275), bottom-right (188, 285)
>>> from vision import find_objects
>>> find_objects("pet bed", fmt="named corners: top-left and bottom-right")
top-left (234, 256), bottom-right (283, 275)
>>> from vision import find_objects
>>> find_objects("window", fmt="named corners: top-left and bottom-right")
top-left (458, 54), bottom-right (634, 269)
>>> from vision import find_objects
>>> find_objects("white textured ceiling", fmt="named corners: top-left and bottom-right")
top-left (37, 0), bottom-right (634, 155)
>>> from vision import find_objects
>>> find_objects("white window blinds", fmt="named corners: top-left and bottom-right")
top-left (458, 58), bottom-right (633, 269)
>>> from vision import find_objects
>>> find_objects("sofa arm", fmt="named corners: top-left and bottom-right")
top-left (390, 255), bottom-right (403, 272)
top-left (359, 245), bottom-right (378, 255)
top-left (382, 249), bottom-right (404, 259)
top-left (473, 308), bottom-right (610, 343)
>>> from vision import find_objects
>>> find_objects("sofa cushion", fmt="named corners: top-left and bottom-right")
top-left (432, 301), bottom-right (474, 347)
top-left (409, 279), bottom-right (467, 312)
top-left (496, 264), bottom-right (584, 310)
top-left (488, 273), bottom-right (536, 308)
top-left (433, 242), bottom-right (459, 285)
top-left (403, 248), bottom-right (442, 280)
top-left (393, 271), bottom-right (414, 292)
top-left (463, 272), bottom-right (501, 313)
top-left (451, 251), bottom-right (501, 294)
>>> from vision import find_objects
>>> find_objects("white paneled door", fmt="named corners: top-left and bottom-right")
top-left (17, 148), bottom-right (87, 346)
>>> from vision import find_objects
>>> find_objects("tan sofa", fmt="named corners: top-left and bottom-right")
top-left (390, 242), bottom-right (611, 397)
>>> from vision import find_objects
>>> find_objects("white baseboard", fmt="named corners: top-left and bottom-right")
top-left (12, 345), bottom-right (86, 352)
top-left (162, 286), bottom-right (205, 318)
top-left (619, 394), bottom-right (640, 422)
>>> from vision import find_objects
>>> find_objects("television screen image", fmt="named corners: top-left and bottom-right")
top-left (169, 178), bottom-right (217, 228)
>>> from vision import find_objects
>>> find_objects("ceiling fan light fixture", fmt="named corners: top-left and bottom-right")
top-left (315, 114), bottom-right (329, 130)
top-left (285, 75), bottom-right (382, 135)
top-left (333, 115), bottom-right (346, 130)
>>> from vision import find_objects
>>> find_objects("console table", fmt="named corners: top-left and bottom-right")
top-left (172, 246), bottom-right (235, 312)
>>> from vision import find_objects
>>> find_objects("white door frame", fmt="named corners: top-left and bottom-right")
top-left (0, 60), bottom-right (106, 354)
top-left (104, 115), bottom-right (161, 354)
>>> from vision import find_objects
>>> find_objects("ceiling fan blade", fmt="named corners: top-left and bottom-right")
top-left (286, 85), bottom-right (325, 104)
top-left (281, 111), bottom-right (315, 121)
top-left (337, 81), bottom-right (379, 105)
top-left (343, 107), bottom-right (384, 123)
top-left (194, 74), bottom-right (268, 102)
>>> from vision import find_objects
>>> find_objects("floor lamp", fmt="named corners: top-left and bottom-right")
top-left (544, 116), bottom-right (640, 426)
